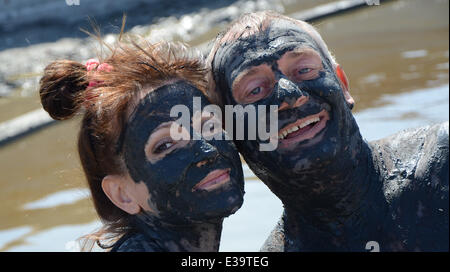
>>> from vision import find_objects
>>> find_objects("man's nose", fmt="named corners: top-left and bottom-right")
top-left (271, 78), bottom-right (309, 111)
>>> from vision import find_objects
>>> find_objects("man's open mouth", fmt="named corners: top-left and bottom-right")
top-left (277, 109), bottom-right (329, 147)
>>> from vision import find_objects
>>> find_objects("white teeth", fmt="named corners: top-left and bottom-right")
top-left (299, 117), bottom-right (320, 129)
top-left (278, 117), bottom-right (320, 140)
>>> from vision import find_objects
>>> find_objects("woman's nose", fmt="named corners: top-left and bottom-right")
top-left (191, 136), bottom-right (219, 167)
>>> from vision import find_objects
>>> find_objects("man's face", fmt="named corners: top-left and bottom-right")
top-left (122, 81), bottom-right (245, 224)
top-left (212, 19), bottom-right (357, 182)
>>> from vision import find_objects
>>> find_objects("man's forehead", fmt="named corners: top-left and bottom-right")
top-left (265, 18), bottom-right (311, 37)
top-left (226, 36), bottom-right (320, 83)
top-left (221, 21), bottom-right (321, 69)
top-left (240, 20), bottom-right (316, 48)
top-left (212, 17), bottom-right (330, 93)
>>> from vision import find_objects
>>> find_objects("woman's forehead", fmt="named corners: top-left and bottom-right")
top-left (126, 81), bottom-right (210, 127)
top-left (119, 81), bottom-right (210, 153)
top-left (128, 81), bottom-right (206, 115)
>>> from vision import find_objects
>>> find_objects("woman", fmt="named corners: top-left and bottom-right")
top-left (39, 39), bottom-right (245, 251)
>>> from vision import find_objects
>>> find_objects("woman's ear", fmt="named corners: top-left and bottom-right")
top-left (335, 64), bottom-right (355, 109)
top-left (102, 175), bottom-right (141, 215)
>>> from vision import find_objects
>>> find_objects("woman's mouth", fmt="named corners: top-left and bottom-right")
top-left (192, 168), bottom-right (231, 192)
top-left (277, 109), bottom-right (329, 148)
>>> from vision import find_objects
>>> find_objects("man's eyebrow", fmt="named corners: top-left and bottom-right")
top-left (232, 66), bottom-right (263, 89)
top-left (282, 48), bottom-right (311, 58)
top-left (239, 67), bottom-right (261, 78)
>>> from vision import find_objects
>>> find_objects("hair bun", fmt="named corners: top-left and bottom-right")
top-left (39, 60), bottom-right (88, 120)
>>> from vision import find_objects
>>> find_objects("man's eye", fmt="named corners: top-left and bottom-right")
top-left (153, 141), bottom-right (175, 154)
top-left (250, 87), bottom-right (261, 95)
top-left (298, 68), bottom-right (313, 74)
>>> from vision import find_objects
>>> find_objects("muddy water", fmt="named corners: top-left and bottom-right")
top-left (0, 0), bottom-right (448, 251)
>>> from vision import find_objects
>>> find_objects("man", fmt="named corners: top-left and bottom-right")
top-left (208, 11), bottom-right (449, 251)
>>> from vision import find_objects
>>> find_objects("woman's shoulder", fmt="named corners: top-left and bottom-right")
top-left (111, 232), bottom-right (162, 252)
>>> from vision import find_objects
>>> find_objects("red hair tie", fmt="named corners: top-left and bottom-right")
top-left (84, 59), bottom-right (113, 104)
top-left (85, 59), bottom-right (113, 88)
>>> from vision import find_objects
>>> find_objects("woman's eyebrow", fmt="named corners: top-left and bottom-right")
top-left (152, 121), bottom-right (173, 133)
top-left (145, 122), bottom-right (175, 161)
top-left (150, 121), bottom-right (174, 136)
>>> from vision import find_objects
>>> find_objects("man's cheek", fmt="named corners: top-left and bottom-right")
top-left (301, 75), bottom-right (342, 99)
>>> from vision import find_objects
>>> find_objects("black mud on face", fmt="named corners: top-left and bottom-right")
top-left (121, 81), bottom-right (245, 225)
top-left (212, 19), bottom-right (360, 197)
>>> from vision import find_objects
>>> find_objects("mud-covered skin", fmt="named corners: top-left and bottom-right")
top-left (212, 19), bottom-right (449, 251)
top-left (111, 230), bottom-right (161, 252)
top-left (114, 82), bottom-right (245, 251)
top-left (212, 19), bottom-right (361, 198)
top-left (261, 122), bottom-right (449, 251)
top-left (111, 212), bottom-right (224, 252)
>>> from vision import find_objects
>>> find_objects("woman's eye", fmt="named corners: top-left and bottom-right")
top-left (153, 141), bottom-right (175, 154)
top-left (298, 68), bottom-right (313, 74)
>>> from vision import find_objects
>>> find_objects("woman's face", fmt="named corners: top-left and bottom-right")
top-left (121, 81), bottom-right (245, 224)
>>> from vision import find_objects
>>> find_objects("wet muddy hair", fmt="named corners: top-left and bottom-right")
top-left (206, 10), bottom-right (336, 106)
top-left (39, 38), bottom-right (208, 250)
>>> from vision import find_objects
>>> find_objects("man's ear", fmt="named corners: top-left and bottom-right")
top-left (335, 64), bottom-right (355, 109)
top-left (102, 175), bottom-right (141, 215)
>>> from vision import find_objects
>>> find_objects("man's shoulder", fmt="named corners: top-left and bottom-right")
top-left (370, 121), bottom-right (448, 170)
top-left (370, 122), bottom-right (448, 250)
top-left (414, 121), bottom-right (448, 180)
top-left (369, 121), bottom-right (448, 198)
top-left (373, 121), bottom-right (446, 147)
top-left (260, 217), bottom-right (285, 252)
